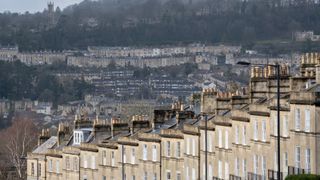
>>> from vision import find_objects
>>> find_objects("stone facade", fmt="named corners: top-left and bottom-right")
top-left (27, 53), bottom-right (320, 180)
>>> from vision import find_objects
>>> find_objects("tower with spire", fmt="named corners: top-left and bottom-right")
top-left (47, 2), bottom-right (55, 28)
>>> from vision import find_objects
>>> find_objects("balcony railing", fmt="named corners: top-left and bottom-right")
top-left (212, 176), bottom-right (223, 180)
top-left (248, 172), bottom-right (266, 180)
top-left (268, 169), bottom-right (283, 180)
top-left (230, 174), bottom-right (242, 180)
top-left (288, 166), bottom-right (306, 176)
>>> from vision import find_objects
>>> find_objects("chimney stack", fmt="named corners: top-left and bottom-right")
top-left (316, 65), bottom-right (320, 84)
top-left (38, 129), bottom-right (50, 146)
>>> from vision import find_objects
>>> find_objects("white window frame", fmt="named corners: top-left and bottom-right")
top-left (262, 120), bottom-right (266, 142)
top-left (253, 155), bottom-right (258, 174)
top-left (209, 163), bottom-right (213, 179)
top-left (186, 166), bottom-right (189, 180)
top-left (202, 163), bottom-right (205, 178)
top-left (218, 130), bottom-right (222, 148)
top-left (176, 142), bottom-right (181, 158)
top-left (274, 151), bottom-right (277, 170)
top-left (186, 138), bottom-right (190, 154)
top-left (65, 156), bottom-right (70, 170)
top-left (176, 171), bottom-right (181, 180)
top-left (166, 141), bottom-right (170, 157)
top-left (283, 115), bottom-right (289, 137)
top-left (143, 144), bottom-right (147, 160)
top-left (218, 160), bottom-right (222, 179)
top-left (144, 172), bottom-right (148, 180)
top-left (225, 162), bottom-right (229, 180)
top-left (111, 151), bottom-right (115, 166)
top-left (295, 108), bottom-right (301, 131)
top-left (305, 148), bottom-right (311, 173)
top-left (102, 150), bottom-right (107, 165)
top-left (235, 125), bottom-right (239, 144)
top-left (31, 162), bottom-right (35, 176)
top-left (208, 133), bottom-right (212, 152)
top-left (202, 132), bottom-right (205, 151)
top-left (192, 168), bottom-right (196, 180)
top-left (74, 157), bottom-right (78, 171)
top-left (225, 130), bottom-right (229, 149)
top-left (235, 158), bottom-right (239, 176)
top-left (305, 109), bottom-right (311, 132)
top-left (152, 145), bottom-right (157, 161)
top-left (242, 159), bottom-right (247, 179)
top-left (295, 146), bottom-right (301, 168)
top-left (192, 138), bottom-right (196, 156)
top-left (131, 148), bottom-right (135, 164)
top-left (91, 155), bottom-right (96, 169)
top-left (166, 170), bottom-right (172, 180)
top-left (242, 126), bottom-right (246, 145)
top-left (274, 115), bottom-right (278, 136)
top-left (83, 157), bottom-right (88, 169)
top-left (123, 147), bottom-right (127, 163)
top-left (254, 120), bottom-right (258, 140)
top-left (283, 152), bottom-right (288, 175)
top-left (56, 161), bottom-right (60, 174)
top-left (262, 156), bottom-right (266, 178)
top-left (49, 159), bottom-right (53, 172)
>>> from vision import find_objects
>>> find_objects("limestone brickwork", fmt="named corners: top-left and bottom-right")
top-left (27, 53), bottom-right (320, 180)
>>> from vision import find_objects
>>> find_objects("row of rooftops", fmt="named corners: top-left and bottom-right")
top-left (34, 82), bottom-right (320, 155)
top-left (87, 43), bottom-right (240, 51)
top-left (33, 52), bottom-right (320, 154)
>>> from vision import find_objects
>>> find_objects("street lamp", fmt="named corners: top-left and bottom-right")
top-left (237, 61), bottom-right (281, 180)
top-left (204, 113), bottom-right (208, 180)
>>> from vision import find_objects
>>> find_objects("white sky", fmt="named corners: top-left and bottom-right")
top-left (0, 0), bottom-right (83, 13)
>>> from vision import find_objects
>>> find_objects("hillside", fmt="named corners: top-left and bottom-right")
top-left (1, 0), bottom-right (320, 51)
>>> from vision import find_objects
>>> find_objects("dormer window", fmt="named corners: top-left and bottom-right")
top-left (73, 131), bottom-right (84, 145)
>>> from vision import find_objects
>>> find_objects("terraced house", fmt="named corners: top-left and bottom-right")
top-left (27, 53), bottom-right (320, 180)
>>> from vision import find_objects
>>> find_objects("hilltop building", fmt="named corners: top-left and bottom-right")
top-left (47, 2), bottom-right (55, 28)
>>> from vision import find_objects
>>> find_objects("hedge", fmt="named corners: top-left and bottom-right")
top-left (285, 174), bottom-right (320, 180)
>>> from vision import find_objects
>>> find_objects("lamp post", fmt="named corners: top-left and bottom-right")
top-left (237, 61), bottom-right (281, 180)
top-left (204, 113), bottom-right (208, 180)
top-left (122, 145), bottom-right (125, 180)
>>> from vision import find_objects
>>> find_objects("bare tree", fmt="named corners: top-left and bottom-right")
top-left (0, 118), bottom-right (38, 179)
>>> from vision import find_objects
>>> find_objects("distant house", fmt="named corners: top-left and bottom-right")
top-left (294, 31), bottom-right (320, 42)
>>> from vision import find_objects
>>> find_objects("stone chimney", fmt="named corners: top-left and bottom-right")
top-left (111, 118), bottom-right (129, 137)
top-left (93, 117), bottom-right (111, 136)
top-left (316, 65), bottom-right (320, 84)
top-left (180, 103), bottom-right (184, 111)
top-left (130, 115), bottom-right (151, 134)
top-left (251, 66), bottom-right (255, 78)
top-left (38, 129), bottom-right (50, 146)
top-left (301, 54), bottom-right (306, 64)
top-left (57, 123), bottom-right (70, 146)
top-left (57, 123), bottom-right (65, 146)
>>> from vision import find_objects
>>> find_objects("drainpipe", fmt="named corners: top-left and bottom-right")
top-left (205, 114), bottom-right (208, 180)
top-left (198, 124), bottom-right (201, 180)
top-left (79, 155), bottom-right (81, 180)
top-left (44, 155), bottom-right (47, 180)
top-left (160, 141), bottom-right (162, 180)
top-left (122, 145), bottom-right (125, 180)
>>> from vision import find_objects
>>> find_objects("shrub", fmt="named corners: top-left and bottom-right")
top-left (285, 174), bottom-right (320, 180)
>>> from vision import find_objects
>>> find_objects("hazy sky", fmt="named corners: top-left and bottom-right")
top-left (0, 0), bottom-right (83, 13)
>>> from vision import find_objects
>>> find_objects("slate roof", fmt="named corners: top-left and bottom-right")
top-left (33, 136), bottom-right (57, 154)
